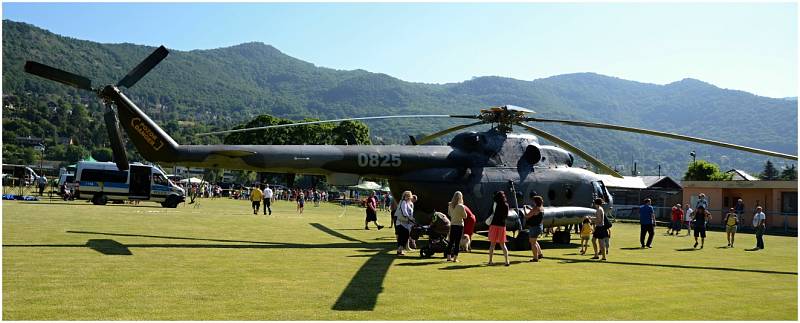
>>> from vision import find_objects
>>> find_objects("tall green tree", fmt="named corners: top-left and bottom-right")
top-left (760, 160), bottom-right (780, 180)
top-left (780, 164), bottom-right (797, 181)
top-left (683, 160), bottom-right (732, 181)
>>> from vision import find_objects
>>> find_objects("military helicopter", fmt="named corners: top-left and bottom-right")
top-left (24, 46), bottom-right (798, 248)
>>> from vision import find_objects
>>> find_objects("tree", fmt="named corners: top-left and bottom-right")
top-left (333, 120), bottom-right (371, 145)
top-left (232, 170), bottom-right (256, 184)
top-left (224, 114), bottom-right (370, 146)
top-left (780, 164), bottom-right (797, 181)
top-left (91, 148), bottom-right (114, 162)
top-left (683, 160), bottom-right (732, 181)
top-left (760, 160), bottom-right (780, 180)
top-left (62, 145), bottom-right (88, 164)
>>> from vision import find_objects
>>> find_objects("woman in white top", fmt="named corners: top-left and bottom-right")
top-left (394, 191), bottom-right (415, 255)
top-left (446, 191), bottom-right (467, 262)
top-left (684, 204), bottom-right (693, 236)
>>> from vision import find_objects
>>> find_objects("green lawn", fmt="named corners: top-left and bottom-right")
top-left (3, 197), bottom-right (797, 320)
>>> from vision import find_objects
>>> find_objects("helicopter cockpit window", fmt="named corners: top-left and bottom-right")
top-left (592, 181), bottom-right (610, 203)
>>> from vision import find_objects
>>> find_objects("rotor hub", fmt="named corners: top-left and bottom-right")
top-left (478, 105), bottom-right (535, 132)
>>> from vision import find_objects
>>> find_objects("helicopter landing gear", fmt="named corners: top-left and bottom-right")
top-left (552, 230), bottom-right (571, 244)
top-left (510, 231), bottom-right (531, 251)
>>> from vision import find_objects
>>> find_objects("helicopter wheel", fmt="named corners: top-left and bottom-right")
top-left (420, 247), bottom-right (432, 258)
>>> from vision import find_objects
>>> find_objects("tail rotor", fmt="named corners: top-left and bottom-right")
top-left (25, 45), bottom-right (171, 171)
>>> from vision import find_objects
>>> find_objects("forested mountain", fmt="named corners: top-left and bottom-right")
top-left (3, 20), bottom-right (797, 178)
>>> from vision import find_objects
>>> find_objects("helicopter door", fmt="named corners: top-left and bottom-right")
top-left (129, 165), bottom-right (151, 200)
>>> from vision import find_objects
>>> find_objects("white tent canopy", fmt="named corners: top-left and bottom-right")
top-left (179, 177), bottom-right (205, 184)
top-left (348, 181), bottom-right (382, 191)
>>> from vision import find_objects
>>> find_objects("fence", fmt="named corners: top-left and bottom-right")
top-left (612, 204), bottom-right (797, 234)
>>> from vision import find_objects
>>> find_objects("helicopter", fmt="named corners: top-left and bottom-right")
top-left (24, 45), bottom-right (798, 248)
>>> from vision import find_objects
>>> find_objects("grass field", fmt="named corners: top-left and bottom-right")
top-left (3, 197), bottom-right (797, 320)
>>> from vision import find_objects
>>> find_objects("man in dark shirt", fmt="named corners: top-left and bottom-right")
top-left (639, 198), bottom-right (656, 248)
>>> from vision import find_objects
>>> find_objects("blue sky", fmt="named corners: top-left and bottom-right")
top-left (3, 2), bottom-right (797, 98)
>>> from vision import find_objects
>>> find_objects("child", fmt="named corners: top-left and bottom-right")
top-left (579, 216), bottom-right (593, 255)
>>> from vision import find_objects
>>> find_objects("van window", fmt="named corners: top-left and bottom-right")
top-left (81, 169), bottom-right (128, 183)
top-left (153, 174), bottom-right (169, 186)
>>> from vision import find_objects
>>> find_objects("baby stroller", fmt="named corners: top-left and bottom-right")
top-left (411, 211), bottom-right (451, 258)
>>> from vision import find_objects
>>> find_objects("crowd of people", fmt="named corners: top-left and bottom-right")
top-left (656, 193), bottom-right (768, 250)
top-left (188, 181), bottom-right (772, 260)
top-left (385, 189), bottom-right (770, 266)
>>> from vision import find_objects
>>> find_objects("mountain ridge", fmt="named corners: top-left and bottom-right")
top-left (2, 19), bottom-right (796, 178)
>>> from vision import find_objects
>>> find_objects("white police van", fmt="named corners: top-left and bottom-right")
top-left (75, 161), bottom-right (185, 207)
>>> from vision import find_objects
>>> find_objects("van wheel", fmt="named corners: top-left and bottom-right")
top-left (161, 195), bottom-right (180, 208)
top-left (92, 194), bottom-right (108, 205)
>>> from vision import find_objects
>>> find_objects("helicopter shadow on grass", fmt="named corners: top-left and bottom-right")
top-left (18, 201), bottom-right (164, 209)
top-left (7, 223), bottom-right (396, 311)
top-left (547, 255), bottom-right (796, 276)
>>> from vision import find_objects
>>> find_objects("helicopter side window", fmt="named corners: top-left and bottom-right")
top-left (547, 189), bottom-right (556, 202)
top-left (564, 185), bottom-right (573, 201)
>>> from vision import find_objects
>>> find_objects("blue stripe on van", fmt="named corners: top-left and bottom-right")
top-left (152, 184), bottom-right (171, 192)
top-left (79, 181), bottom-right (130, 188)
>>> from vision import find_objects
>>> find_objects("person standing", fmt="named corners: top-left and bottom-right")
top-left (461, 204), bottom-right (476, 252)
top-left (753, 206), bottom-right (766, 249)
top-left (524, 196), bottom-right (545, 262)
top-left (591, 198), bottom-right (608, 260)
top-left (684, 204), bottom-right (694, 236)
top-left (37, 175), bottom-right (47, 196)
top-left (669, 204), bottom-right (683, 235)
top-left (296, 192), bottom-right (305, 215)
top-left (639, 198), bottom-right (656, 248)
top-left (446, 191), bottom-right (467, 262)
top-left (263, 184), bottom-right (273, 215)
top-left (487, 191), bottom-right (511, 266)
top-left (734, 198), bottom-right (745, 230)
top-left (579, 217), bottom-right (593, 255)
top-left (723, 207), bottom-right (739, 247)
top-left (389, 198), bottom-right (397, 229)
top-left (384, 192), bottom-right (391, 212)
top-left (364, 191), bottom-right (384, 230)
top-left (250, 184), bottom-right (263, 215)
top-left (394, 191), bottom-right (415, 255)
top-left (692, 206), bottom-right (711, 249)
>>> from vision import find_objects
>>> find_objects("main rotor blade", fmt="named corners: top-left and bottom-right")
top-left (195, 114), bottom-right (458, 137)
top-left (516, 122), bottom-right (624, 178)
top-left (117, 45), bottom-right (169, 88)
top-left (527, 117), bottom-right (798, 160)
top-left (24, 61), bottom-right (93, 91)
top-left (104, 108), bottom-right (129, 171)
top-left (414, 121), bottom-right (485, 145)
